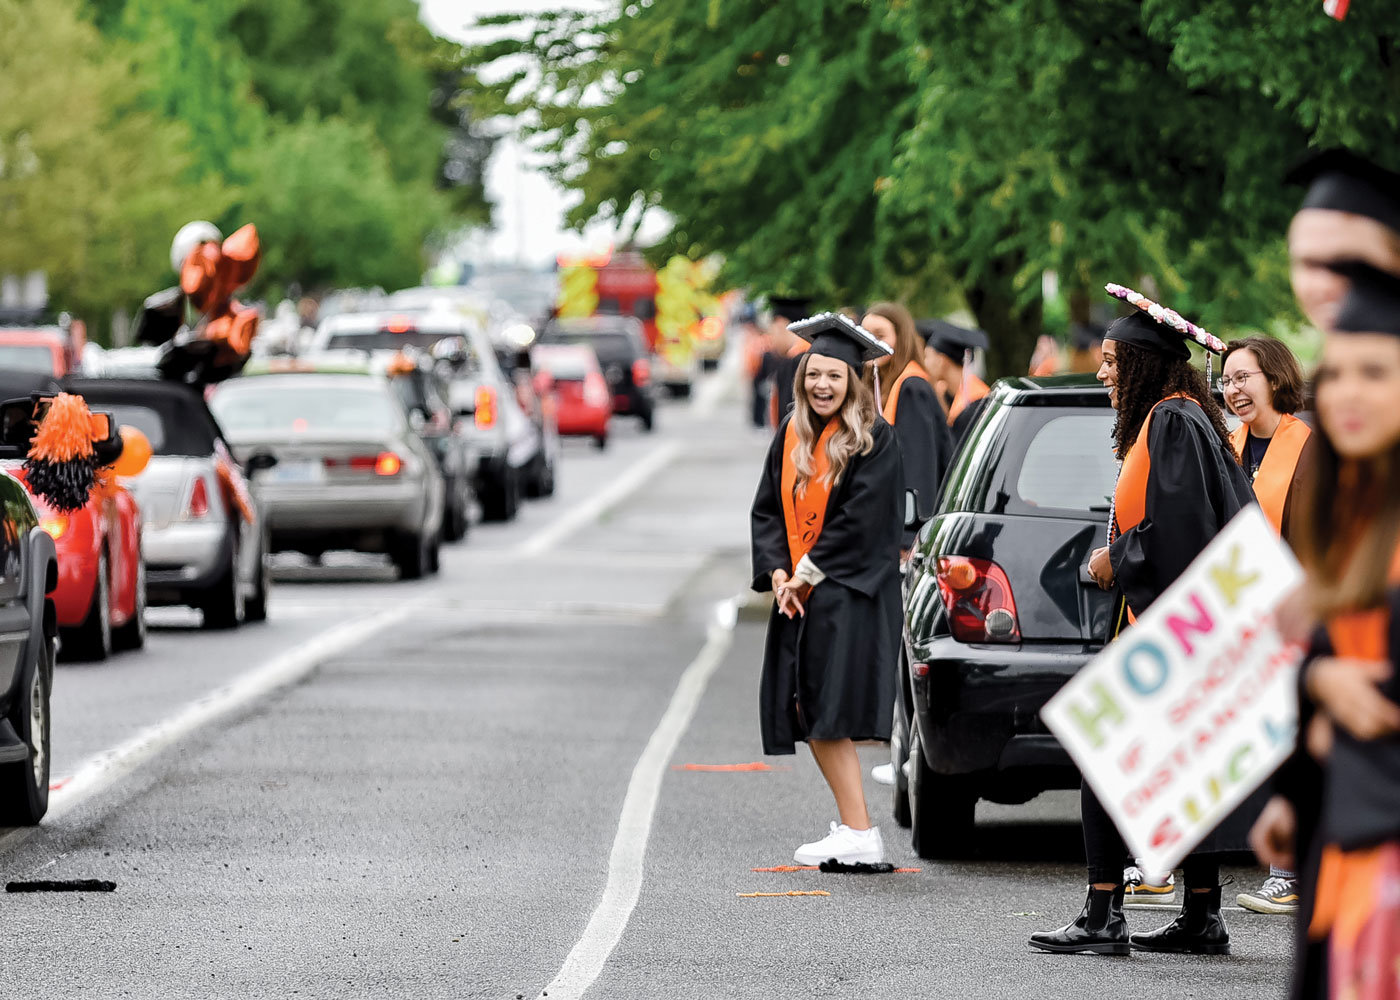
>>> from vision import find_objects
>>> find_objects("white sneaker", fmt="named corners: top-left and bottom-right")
top-left (793, 822), bottom-right (886, 865)
top-left (871, 762), bottom-right (896, 786)
top-left (1123, 864), bottom-right (1176, 904)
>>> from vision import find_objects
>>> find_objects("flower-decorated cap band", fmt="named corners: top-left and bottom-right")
top-left (1104, 283), bottom-right (1226, 358)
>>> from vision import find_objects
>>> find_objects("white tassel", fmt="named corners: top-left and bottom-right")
top-left (872, 363), bottom-right (883, 412)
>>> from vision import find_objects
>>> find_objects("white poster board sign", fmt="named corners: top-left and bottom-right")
top-left (1041, 505), bottom-right (1306, 874)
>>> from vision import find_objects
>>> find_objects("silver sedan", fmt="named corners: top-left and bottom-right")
top-left (209, 373), bottom-right (445, 579)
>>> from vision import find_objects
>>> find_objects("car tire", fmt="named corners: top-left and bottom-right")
top-left (481, 466), bottom-right (520, 523)
top-left (392, 529), bottom-right (430, 580)
top-left (443, 484), bottom-right (468, 542)
top-left (908, 716), bottom-right (977, 859)
top-left (0, 632), bottom-right (53, 826)
top-left (201, 540), bottom-right (244, 631)
top-left (593, 433), bottom-right (608, 450)
top-left (111, 551), bottom-right (147, 652)
top-left (640, 409), bottom-right (655, 433)
top-left (244, 542), bottom-right (270, 624)
top-left (891, 700), bottom-right (912, 829)
top-left (535, 454), bottom-right (556, 498)
top-left (427, 530), bottom-right (442, 575)
top-left (669, 382), bottom-right (692, 399)
top-left (62, 550), bottom-right (112, 662)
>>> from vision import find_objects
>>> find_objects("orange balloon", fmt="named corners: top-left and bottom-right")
top-left (112, 426), bottom-right (152, 477)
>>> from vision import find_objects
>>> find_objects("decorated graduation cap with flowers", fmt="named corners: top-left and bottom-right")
top-left (1103, 284), bottom-right (1226, 361)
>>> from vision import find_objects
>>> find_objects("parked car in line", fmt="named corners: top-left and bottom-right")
top-left (490, 339), bottom-right (560, 496)
top-left (535, 316), bottom-right (656, 432)
top-left (65, 378), bottom-right (272, 629)
top-left (210, 371), bottom-right (445, 579)
top-left (531, 343), bottom-right (612, 448)
top-left (896, 374), bottom-right (1118, 858)
top-left (0, 394), bottom-right (63, 824)
top-left (310, 310), bottom-right (545, 522)
top-left (0, 309), bottom-right (86, 377)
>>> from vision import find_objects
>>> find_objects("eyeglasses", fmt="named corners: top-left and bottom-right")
top-left (1218, 370), bottom-right (1262, 390)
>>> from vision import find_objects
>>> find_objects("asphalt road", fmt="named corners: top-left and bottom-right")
top-left (0, 359), bottom-right (1294, 998)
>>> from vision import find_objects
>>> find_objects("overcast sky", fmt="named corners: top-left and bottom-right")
top-left (420, 0), bottom-right (667, 268)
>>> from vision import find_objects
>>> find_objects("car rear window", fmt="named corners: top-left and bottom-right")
top-left (325, 329), bottom-right (478, 357)
top-left (534, 349), bottom-right (592, 380)
top-left (72, 389), bottom-right (219, 457)
top-left (538, 330), bottom-right (635, 361)
top-left (0, 344), bottom-right (58, 375)
top-left (943, 402), bottom-right (1116, 516)
top-left (211, 382), bottom-right (402, 436)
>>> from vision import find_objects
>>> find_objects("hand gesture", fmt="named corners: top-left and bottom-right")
top-left (1248, 795), bottom-right (1297, 872)
top-left (1307, 657), bottom-right (1400, 741)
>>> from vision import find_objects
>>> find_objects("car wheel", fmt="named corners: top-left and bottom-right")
top-left (908, 716), bottom-right (976, 859)
top-left (112, 551), bottom-right (147, 651)
top-left (244, 541), bottom-right (270, 624)
top-left (62, 550), bottom-right (112, 662)
top-left (392, 529), bottom-right (429, 580)
top-left (443, 482), bottom-right (468, 542)
top-left (0, 631), bottom-right (53, 825)
top-left (891, 701), bottom-right (911, 829)
top-left (593, 433), bottom-right (608, 450)
top-left (640, 409), bottom-right (655, 433)
top-left (481, 466), bottom-right (520, 522)
top-left (535, 453), bottom-right (556, 498)
top-left (427, 530), bottom-right (442, 575)
top-left (201, 540), bottom-right (244, 630)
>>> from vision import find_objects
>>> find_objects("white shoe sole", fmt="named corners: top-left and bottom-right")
top-left (1236, 894), bottom-right (1298, 915)
top-left (1124, 890), bottom-right (1178, 906)
top-left (871, 763), bottom-right (896, 786)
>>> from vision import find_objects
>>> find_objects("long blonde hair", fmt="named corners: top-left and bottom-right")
top-left (790, 353), bottom-right (877, 493)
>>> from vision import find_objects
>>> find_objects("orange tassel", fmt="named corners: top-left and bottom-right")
top-left (29, 394), bottom-right (96, 462)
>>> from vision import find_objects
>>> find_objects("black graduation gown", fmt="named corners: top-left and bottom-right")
top-left (1107, 395), bottom-right (1262, 853)
top-left (889, 376), bottom-right (954, 546)
top-left (1277, 589), bottom-right (1400, 1000)
top-left (750, 417), bottom-right (904, 755)
top-left (950, 395), bottom-right (989, 450)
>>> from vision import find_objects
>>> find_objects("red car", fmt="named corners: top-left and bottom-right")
top-left (532, 343), bottom-right (613, 449)
top-left (15, 469), bottom-right (145, 661)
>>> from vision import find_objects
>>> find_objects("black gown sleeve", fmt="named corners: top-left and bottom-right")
top-left (750, 417), bottom-right (791, 592)
top-left (1107, 403), bottom-right (1238, 616)
top-left (892, 377), bottom-right (953, 545)
top-left (804, 420), bottom-right (904, 598)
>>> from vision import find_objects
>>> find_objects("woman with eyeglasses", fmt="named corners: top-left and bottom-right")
top-left (1219, 337), bottom-right (1313, 916)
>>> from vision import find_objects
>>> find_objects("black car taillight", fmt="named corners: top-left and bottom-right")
top-left (935, 555), bottom-right (1021, 643)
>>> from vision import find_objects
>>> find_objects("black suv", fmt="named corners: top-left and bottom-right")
top-left (895, 375), bottom-right (1118, 858)
top-left (0, 384), bottom-right (63, 825)
top-left (536, 316), bottom-right (656, 432)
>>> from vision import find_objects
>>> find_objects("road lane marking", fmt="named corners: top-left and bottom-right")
top-left (537, 597), bottom-right (738, 1000)
top-left (39, 605), bottom-right (413, 826)
top-left (514, 441), bottom-right (681, 557)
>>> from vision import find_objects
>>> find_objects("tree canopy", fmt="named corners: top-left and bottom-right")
top-left (472, 0), bottom-right (1399, 375)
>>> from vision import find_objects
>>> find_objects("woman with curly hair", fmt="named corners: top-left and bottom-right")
top-left (750, 314), bottom-right (904, 866)
top-left (1030, 292), bottom-right (1255, 957)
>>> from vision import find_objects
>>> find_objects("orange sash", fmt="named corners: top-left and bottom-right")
top-left (780, 418), bottom-right (837, 571)
top-left (1230, 414), bottom-right (1311, 534)
top-left (947, 373), bottom-right (989, 427)
top-left (882, 360), bottom-right (932, 425)
top-left (1310, 540), bottom-right (1400, 945)
top-left (1113, 394), bottom-right (1194, 539)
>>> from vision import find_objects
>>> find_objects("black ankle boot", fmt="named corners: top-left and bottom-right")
top-left (1028, 885), bottom-right (1129, 955)
top-left (1129, 886), bottom-right (1230, 954)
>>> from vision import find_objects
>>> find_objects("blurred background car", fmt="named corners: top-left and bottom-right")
top-left (66, 378), bottom-right (271, 630)
top-left (210, 370), bottom-right (445, 579)
top-left (311, 310), bottom-right (547, 522)
top-left (531, 343), bottom-right (612, 449)
top-left (897, 374), bottom-right (1118, 858)
top-left (0, 309), bottom-right (87, 378)
top-left (0, 373), bottom-right (145, 661)
top-left (693, 314), bottom-right (726, 372)
top-left (535, 315), bottom-right (656, 432)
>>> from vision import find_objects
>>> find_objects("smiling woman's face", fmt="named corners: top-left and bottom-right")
top-left (804, 354), bottom-right (849, 418)
top-left (1097, 339), bottom-right (1121, 409)
top-left (1222, 347), bottom-right (1276, 427)
top-left (862, 313), bottom-right (897, 367)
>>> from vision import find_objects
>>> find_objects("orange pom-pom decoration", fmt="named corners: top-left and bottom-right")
top-left (24, 393), bottom-right (100, 512)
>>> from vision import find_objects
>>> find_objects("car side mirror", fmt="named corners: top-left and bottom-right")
top-left (904, 489), bottom-right (922, 531)
top-left (245, 451), bottom-right (278, 475)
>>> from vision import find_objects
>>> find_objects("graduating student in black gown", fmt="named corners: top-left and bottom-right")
top-left (750, 313), bottom-right (904, 867)
top-left (918, 320), bottom-right (992, 449)
top-left (1030, 289), bottom-right (1255, 958)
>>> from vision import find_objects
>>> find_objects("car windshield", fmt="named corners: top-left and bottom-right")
top-left (211, 382), bottom-right (402, 436)
top-left (0, 344), bottom-right (57, 374)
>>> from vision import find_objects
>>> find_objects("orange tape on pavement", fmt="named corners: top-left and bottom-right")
top-left (737, 890), bottom-right (831, 898)
top-left (672, 762), bottom-right (788, 772)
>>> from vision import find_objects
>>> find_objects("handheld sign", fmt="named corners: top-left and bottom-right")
top-left (1041, 505), bottom-right (1305, 874)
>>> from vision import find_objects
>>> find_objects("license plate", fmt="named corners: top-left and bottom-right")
top-left (269, 460), bottom-right (323, 484)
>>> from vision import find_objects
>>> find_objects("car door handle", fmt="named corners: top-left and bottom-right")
top-left (1078, 562), bottom-right (1096, 586)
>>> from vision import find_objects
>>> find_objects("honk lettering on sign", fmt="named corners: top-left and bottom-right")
top-left (1041, 505), bottom-right (1305, 874)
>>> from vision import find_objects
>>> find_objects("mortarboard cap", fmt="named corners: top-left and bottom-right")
top-left (768, 296), bottom-right (814, 321)
top-left (789, 312), bottom-right (893, 371)
top-left (1286, 148), bottom-right (1400, 235)
top-left (1327, 260), bottom-right (1400, 336)
top-left (919, 319), bottom-right (989, 363)
top-left (1103, 284), bottom-right (1225, 360)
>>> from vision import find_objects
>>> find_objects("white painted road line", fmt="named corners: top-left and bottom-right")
top-left (40, 605), bottom-right (414, 825)
top-left (514, 441), bottom-right (681, 558)
top-left (537, 597), bottom-right (738, 1000)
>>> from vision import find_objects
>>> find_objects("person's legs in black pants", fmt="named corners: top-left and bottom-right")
top-left (1082, 779), bottom-right (1128, 886)
top-left (1027, 780), bottom-right (1130, 953)
top-left (1182, 855), bottom-right (1220, 890)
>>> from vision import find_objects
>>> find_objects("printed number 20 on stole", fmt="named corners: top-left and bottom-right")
top-left (1041, 505), bottom-right (1306, 874)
